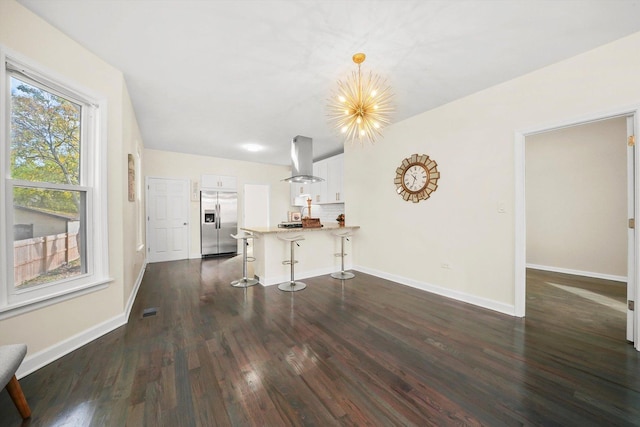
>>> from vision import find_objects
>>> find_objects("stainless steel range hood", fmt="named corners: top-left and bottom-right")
top-left (283, 135), bottom-right (324, 183)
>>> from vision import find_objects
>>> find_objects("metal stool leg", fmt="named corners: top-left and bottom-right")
top-left (232, 236), bottom-right (258, 287)
top-left (331, 234), bottom-right (354, 280)
top-left (278, 240), bottom-right (306, 292)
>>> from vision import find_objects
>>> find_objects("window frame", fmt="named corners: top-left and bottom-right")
top-left (0, 46), bottom-right (111, 318)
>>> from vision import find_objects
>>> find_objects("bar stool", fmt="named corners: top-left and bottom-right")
top-left (331, 230), bottom-right (355, 280)
top-left (278, 234), bottom-right (306, 292)
top-left (231, 231), bottom-right (259, 288)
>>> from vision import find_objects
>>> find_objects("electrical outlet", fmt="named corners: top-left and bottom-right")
top-left (441, 262), bottom-right (451, 269)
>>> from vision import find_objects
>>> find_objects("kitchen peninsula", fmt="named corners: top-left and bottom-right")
top-left (241, 225), bottom-right (360, 286)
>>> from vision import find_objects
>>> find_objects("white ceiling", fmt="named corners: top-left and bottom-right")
top-left (16, 0), bottom-right (640, 166)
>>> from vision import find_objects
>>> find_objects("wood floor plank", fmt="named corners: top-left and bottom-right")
top-left (1, 260), bottom-right (639, 426)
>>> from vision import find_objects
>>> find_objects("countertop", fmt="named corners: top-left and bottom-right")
top-left (242, 224), bottom-right (360, 235)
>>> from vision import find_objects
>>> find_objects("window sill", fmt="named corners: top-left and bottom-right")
top-left (0, 278), bottom-right (114, 321)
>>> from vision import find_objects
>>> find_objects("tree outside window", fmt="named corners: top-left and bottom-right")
top-left (10, 76), bottom-right (85, 288)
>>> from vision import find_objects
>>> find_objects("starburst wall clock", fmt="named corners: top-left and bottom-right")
top-left (394, 154), bottom-right (440, 203)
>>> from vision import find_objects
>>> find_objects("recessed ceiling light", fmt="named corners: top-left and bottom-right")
top-left (242, 143), bottom-right (263, 152)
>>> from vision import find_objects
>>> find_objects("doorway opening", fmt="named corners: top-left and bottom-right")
top-left (515, 109), bottom-right (639, 350)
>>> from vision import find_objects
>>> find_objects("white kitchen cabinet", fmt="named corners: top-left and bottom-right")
top-left (325, 154), bottom-right (344, 203)
top-left (201, 174), bottom-right (237, 191)
top-left (290, 182), bottom-right (310, 206)
top-left (311, 160), bottom-right (328, 204)
top-left (289, 154), bottom-right (345, 205)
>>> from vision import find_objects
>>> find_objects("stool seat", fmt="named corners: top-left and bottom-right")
top-left (278, 235), bottom-right (306, 292)
top-left (277, 234), bottom-right (305, 242)
top-left (1, 344), bottom-right (31, 419)
top-left (231, 231), bottom-right (255, 240)
top-left (333, 230), bottom-right (353, 238)
top-left (331, 230), bottom-right (355, 280)
top-left (230, 232), bottom-right (259, 288)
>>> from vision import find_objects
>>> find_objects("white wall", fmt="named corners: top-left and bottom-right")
top-left (526, 118), bottom-right (627, 279)
top-left (143, 149), bottom-right (291, 257)
top-left (0, 0), bottom-right (145, 370)
top-left (121, 83), bottom-right (147, 308)
top-left (346, 31), bottom-right (640, 314)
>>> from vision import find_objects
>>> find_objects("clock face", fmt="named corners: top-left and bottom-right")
top-left (394, 154), bottom-right (440, 203)
top-left (403, 164), bottom-right (428, 193)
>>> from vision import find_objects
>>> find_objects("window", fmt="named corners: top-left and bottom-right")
top-left (1, 49), bottom-right (109, 313)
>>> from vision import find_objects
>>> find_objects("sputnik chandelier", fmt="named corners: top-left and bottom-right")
top-left (328, 53), bottom-right (393, 145)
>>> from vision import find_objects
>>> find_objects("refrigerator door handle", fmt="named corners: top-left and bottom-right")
top-left (216, 203), bottom-right (221, 229)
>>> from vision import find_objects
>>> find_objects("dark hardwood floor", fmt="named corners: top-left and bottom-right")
top-left (1, 260), bottom-right (639, 426)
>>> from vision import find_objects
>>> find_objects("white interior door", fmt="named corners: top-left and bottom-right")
top-left (244, 184), bottom-right (270, 228)
top-left (146, 177), bottom-right (190, 263)
top-left (627, 116), bottom-right (636, 343)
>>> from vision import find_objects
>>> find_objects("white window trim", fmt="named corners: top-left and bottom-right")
top-left (0, 45), bottom-right (111, 318)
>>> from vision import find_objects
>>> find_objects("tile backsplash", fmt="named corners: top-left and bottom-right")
top-left (305, 203), bottom-right (344, 225)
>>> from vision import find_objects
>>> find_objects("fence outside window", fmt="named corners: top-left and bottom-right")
top-left (13, 232), bottom-right (81, 288)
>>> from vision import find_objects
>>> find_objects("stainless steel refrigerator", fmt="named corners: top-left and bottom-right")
top-left (200, 191), bottom-right (237, 256)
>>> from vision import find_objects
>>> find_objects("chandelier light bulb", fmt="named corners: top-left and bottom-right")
top-left (327, 52), bottom-right (394, 145)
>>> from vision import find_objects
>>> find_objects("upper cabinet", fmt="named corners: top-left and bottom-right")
top-left (290, 182), bottom-right (310, 206)
top-left (289, 153), bottom-right (345, 206)
top-left (326, 154), bottom-right (344, 203)
top-left (309, 154), bottom-right (344, 205)
top-left (201, 174), bottom-right (237, 191)
top-left (311, 160), bottom-right (328, 204)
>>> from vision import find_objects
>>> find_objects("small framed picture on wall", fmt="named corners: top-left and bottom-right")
top-left (127, 154), bottom-right (135, 202)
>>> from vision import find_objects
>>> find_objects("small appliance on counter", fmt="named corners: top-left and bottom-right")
top-left (278, 222), bottom-right (303, 229)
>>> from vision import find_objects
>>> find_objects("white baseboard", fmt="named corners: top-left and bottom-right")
top-left (125, 260), bottom-right (147, 321)
top-left (16, 313), bottom-right (126, 379)
top-left (354, 265), bottom-right (515, 316)
top-left (16, 261), bottom-right (148, 380)
top-left (526, 263), bottom-right (626, 283)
